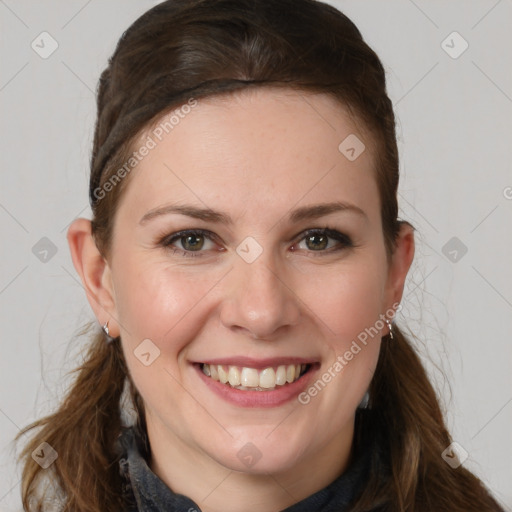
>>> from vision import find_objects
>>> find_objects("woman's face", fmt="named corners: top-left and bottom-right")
top-left (103, 88), bottom-right (407, 474)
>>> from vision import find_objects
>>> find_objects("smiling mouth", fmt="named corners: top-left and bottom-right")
top-left (200, 363), bottom-right (312, 391)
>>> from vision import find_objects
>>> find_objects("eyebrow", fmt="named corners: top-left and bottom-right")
top-left (139, 201), bottom-right (367, 226)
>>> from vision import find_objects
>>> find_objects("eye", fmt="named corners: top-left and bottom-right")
top-left (293, 228), bottom-right (353, 255)
top-left (157, 227), bottom-right (353, 258)
top-left (159, 229), bottom-right (218, 258)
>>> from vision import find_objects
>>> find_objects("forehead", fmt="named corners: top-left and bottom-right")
top-left (116, 87), bottom-right (380, 227)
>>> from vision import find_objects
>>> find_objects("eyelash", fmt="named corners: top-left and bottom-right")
top-left (157, 227), bottom-right (354, 259)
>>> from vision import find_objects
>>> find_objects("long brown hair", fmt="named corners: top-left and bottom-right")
top-left (17, 0), bottom-right (504, 510)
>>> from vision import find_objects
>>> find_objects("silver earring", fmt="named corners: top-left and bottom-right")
top-left (358, 391), bottom-right (370, 409)
top-left (102, 321), bottom-right (115, 343)
top-left (385, 319), bottom-right (394, 340)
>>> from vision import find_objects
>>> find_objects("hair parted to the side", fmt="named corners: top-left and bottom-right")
top-left (17, 0), bottom-right (503, 510)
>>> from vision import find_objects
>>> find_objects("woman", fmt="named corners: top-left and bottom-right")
top-left (17, 0), bottom-right (505, 510)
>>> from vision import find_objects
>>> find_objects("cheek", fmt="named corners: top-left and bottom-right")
top-left (112, 257), bottom-right (225, 435)
top-left (112, 255), bottom-right (224, 355)
top-left (302, 257), bottom-right (386, 395)
top-left (305, 260), bottom-right (387, 342)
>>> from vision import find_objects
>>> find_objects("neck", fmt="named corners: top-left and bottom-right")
top-left (146, 414), bottom-right (356, 512)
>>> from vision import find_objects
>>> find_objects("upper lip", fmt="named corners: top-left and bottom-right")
top-left (194, 357), bottom-right (318, 369)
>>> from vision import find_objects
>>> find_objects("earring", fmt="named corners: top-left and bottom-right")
top-left (358, 391), bottom-right (370, 409)
top-left (102, 321), bottom-right (115, 343)
top-left (385, 318), bottom-right (394, 340)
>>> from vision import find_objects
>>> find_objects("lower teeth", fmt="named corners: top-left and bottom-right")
top-left (231, 384), bottom-right (281, 391)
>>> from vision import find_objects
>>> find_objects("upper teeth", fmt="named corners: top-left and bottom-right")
top-left (202, 363), bottom-right (306, 390)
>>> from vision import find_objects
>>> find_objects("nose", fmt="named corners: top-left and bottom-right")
top-left (219, 250), bottom-right (301, 341)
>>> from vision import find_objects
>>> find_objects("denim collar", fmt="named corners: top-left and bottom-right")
top-left (117, 408), bottom-right (376, 512)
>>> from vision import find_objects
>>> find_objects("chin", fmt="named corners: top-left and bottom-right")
top-left (200, 425), bottom-right (310, 475)
top-left (215, 445), bottom-right (304, 475)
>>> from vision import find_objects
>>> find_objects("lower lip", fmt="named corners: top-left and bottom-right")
top-left (194, 364), bottom-right (318, 408)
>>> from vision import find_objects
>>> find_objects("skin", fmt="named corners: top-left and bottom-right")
top-left (68, 88), bottom-right (414, 512)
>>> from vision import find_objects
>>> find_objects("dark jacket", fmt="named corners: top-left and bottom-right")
top-left (116, 408), bottom-right (378, 511)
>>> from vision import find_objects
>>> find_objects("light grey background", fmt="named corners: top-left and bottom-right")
top-left (1, 0), bottom-right (511, 510)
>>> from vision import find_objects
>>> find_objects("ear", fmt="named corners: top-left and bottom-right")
top-left (384, 221), bottom-right (415, 311)
top-left (66, 218), bottom-right (120, 338)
